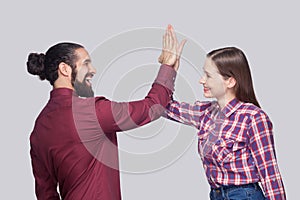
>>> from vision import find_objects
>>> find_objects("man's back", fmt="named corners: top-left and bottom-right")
top-left (30, 88), bottom-right (121, 199)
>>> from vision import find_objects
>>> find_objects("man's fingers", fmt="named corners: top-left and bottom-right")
top-left (168, 25), bottom-right (177, 56)
top-left (169, 25), bottom-right (177, 46)
top-left (159, 24), bottom-right (181, 66)
top-left (163, 29), bottom-right (167, 50)
top-left (177, 39), bottom-right (187, 57)
top-left (158, 54), bottom-right (163, 63)
top-left (167, 28), bottom-right (172, 51)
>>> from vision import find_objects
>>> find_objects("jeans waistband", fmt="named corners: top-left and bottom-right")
top-left (211, 182), bottom-right (259, 193)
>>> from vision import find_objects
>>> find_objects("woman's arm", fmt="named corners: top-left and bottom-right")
top-left (165, 100), bottom-right (212, 129)
top-left (248, 110), bottom-right (286, 200)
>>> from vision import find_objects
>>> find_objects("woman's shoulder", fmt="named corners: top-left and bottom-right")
top-left (194, 100), bottom-right (217, 106)
top-left (238, 102), bottom-right (270, 120)
top-left (193, 100), bottom-right (218, 110)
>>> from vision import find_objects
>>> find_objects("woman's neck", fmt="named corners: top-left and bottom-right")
top-left (217, 93), bottom-right (236, 109)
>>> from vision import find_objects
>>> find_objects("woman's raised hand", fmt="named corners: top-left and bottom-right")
top-left (158, 24), bottom-right (187, 71)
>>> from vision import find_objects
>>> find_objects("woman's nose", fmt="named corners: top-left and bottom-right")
top-left (199, 76), bottom-right (205, 84)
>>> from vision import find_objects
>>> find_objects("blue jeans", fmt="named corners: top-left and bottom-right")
top-left (210, 183), bottom-right (266, 200)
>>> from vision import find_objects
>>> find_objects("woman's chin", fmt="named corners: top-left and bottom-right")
top-left (203, 93), bottom-right (212, 98)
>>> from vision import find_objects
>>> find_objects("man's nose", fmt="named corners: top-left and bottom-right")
top-left (89, 65), bottom-right (96, 74)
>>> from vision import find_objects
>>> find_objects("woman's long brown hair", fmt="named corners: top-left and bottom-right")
top-left (207, 47), bottom-right (260, 108)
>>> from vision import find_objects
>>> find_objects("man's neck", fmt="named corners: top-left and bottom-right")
top-left (53, 78), bottom-right (74, 90)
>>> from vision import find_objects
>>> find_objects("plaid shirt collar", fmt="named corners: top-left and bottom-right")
top-left (221, 98), bottom-right (243, 118)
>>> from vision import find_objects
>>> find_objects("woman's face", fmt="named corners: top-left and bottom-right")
top-left (199, 57), bottom-right (228, 100)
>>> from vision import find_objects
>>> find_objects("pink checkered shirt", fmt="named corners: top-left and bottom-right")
top-left (166, 98), bottom-right (286, 200)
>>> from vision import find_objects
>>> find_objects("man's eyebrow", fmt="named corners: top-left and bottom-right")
top-left (83, 58), bottom-right (92, 63)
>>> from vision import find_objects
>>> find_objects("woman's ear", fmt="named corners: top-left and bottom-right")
top-left (58, 62), bottom-right (72, 77)
top-left (226, 77), bottom-right (236, 89)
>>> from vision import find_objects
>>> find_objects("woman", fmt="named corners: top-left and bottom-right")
top-left (163, 46), bottom-right (286, 199)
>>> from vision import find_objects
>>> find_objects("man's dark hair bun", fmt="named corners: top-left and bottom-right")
top-left (27, 53), bottom-right (46, 80)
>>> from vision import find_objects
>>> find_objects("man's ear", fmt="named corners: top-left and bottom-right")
top-left (226, 77), bottom-right (236, 89)
top-left (58, 62), bottom-right (72, 77)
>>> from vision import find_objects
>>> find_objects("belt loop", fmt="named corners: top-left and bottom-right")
top-left (221, 187), bottom-right (226, 199)
top-left (254, 182), bottom-right (258, 190)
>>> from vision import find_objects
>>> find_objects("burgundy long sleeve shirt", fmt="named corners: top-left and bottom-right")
top-left (30, 64), bottom-right (176, 200)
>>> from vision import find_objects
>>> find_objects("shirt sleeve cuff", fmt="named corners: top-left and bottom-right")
top-left (154, 64), bottom-right (177, 92)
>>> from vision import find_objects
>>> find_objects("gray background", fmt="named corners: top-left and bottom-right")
top-left (1, 0), bottom-right (298, 199)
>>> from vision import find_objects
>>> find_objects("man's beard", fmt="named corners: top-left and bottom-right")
top-left (73, 74), bottom-right (95, 98)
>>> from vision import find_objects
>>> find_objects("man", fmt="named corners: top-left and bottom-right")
top-left (27, 25), bottom-right (186, 199)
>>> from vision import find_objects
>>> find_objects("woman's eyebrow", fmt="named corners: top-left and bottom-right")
top-left (203, 68), bottom-right (212, 75)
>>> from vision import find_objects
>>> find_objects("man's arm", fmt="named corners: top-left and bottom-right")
top-left (96, 64), bottom-right (176, 133)
top-left (30, 144), bottom-right (60, 200)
